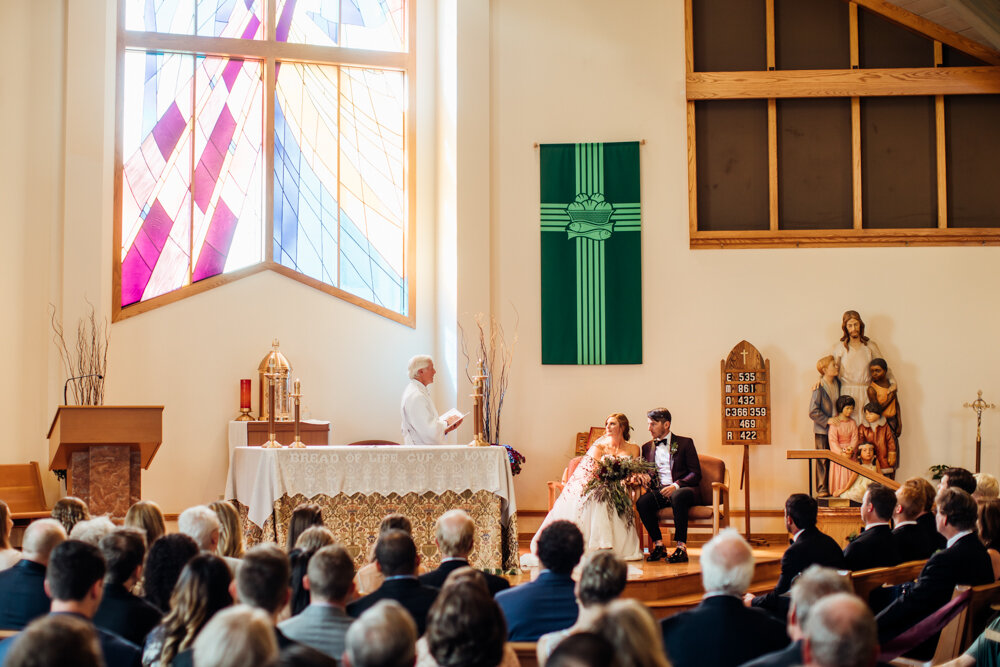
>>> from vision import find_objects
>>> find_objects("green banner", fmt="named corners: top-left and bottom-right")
top-left (540, 142), bottom-right (642, 365)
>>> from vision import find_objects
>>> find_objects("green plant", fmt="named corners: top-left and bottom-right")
top-left (928, 464), bottom-right (950, 481)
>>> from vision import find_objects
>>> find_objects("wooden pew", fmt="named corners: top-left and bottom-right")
top-left (510, 642), bottom-right (539, 667)
top-left (849, 560), bottom-right (926, 607)
top-left (0, 461), bottom-right (50, 520)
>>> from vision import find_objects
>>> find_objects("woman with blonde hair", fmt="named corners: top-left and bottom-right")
top-left (125, 500), bottom-right (167, 547)
top-left (0, 500), bottom-right (20, 569)
top-left (585, 599), bottom-right (671, 667)
top-left (51, 496), bottom-right (89, 536)
top-left (209, 500), bottom-right (244, 559)
top-left (142, 553), bottom-right (233, 666)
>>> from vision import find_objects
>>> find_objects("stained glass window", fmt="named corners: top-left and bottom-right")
top-left (117, 0), bottom-right (412, 321)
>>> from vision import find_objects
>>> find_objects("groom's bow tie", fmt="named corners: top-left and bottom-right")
top-left (655, 439), bottom-right (669, 447)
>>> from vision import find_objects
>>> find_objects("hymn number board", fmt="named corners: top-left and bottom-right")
top-left (721, 341), bottom-right (771, 446)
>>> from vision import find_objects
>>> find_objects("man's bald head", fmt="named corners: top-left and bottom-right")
top-left (22, 519), bottom-right (67, 565)
top-left (435, 510), bottom-right (475, 558)
top-left (803, 593), bottom-right (877, 667)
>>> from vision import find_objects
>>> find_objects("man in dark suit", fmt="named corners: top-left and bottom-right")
top-left (0, 539), bottom-right (141, 667)
top-left (279, 544), bottom-right (355, 660)
top-left (910, 477), bottom-right (948, 553)
top-left (346, 530), bottom-right (439, 635)
top-left (892, 479), bottom-right (935, 561)
top-left (747, 494), bottom-right (846, 620)
top-left (93, 529), bottom-right (161, 645)
top-left (419, 509), bottom-right (510, 596)
top-left (742, 565), bottom-right (853, 667)
top-left (495, 520), bottom-right (583, 641)
top-left (636, 407), bottom-right (702, 563)
top-left (661, 529), bottom-right (788, 667)
top-left (844, 484), bottom-right (901, 571)
top-left (0, 518), bottom-right (66, 630)
top-left (877, 487), bottom-right (994, 656)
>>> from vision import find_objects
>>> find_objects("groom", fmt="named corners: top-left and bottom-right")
top-left (637, 408), bottom-right (702, 563)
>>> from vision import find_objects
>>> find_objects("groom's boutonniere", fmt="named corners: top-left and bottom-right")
top-left (669, 440), bottom-right (679, 455)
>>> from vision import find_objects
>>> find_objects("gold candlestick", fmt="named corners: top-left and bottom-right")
top-left (289, 378), bottom-right (305, 448)
top-left (261, 370), bottom-right (283, 448)
top-left (469, 358), bottom-right (489, 447)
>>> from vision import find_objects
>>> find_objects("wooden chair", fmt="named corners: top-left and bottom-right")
top-left (346, 440), bottom-right (401, 446)
top-left (509, 642), bottom-right (539, 667)
top-left (0, 462), bottom-right (49, 521)
top-left (650, 454), bottom-right (730, 545)
top-left (547, 456), bottom-right (584, 510)
top-left (849, 559), bottom-right (927, 608)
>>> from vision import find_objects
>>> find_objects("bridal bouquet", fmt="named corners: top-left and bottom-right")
top-left (583, 457), bottom-right (656, 527)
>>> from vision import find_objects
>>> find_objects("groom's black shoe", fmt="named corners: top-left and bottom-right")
top-left (667, 547), bottom-right (689, 564)
top-left (646, 545), bottom-right (667, 562)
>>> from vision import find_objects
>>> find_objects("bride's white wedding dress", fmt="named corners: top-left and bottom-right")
top-left (520, 445), bottom-right (643, 567)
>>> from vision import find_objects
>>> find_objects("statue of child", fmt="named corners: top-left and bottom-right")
top-left (859, 402), bottom-right (898, 479)
top-left (828, 395), bottom-right (859, 496)
top-left (866, 358), bottom-right (901, 438)
top-left (836, 443), bottom-right (878, 503)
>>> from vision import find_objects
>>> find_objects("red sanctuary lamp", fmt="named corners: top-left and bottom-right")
top-left (236, 379), bottom-right (254, 421)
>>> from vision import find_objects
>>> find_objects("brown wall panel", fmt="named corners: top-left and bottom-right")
top-left (695, 100), bottom-right (769, 231)
top-left (777, 99), bottom-right (852, 230)
top-left (942, 46), bottom-right (988, 67)
top-left (775, 0), bottom-right (849, 70)
top-left (946, 95), bottom-right (1000, 227)
top-left (692, 0), bottom-right (767, 72)
top-left (859, 9), bottom-right (934, 68)
top-left (861, 97), bottom-right (936, 229)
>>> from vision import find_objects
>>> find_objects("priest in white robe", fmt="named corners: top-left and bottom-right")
top-left (400, 355), bottom-right (461, 445)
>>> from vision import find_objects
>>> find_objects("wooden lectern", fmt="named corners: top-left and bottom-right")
top-left (47, 406), bottom-right (163, 518)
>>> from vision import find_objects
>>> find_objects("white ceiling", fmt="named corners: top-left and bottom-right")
top-left (887, 0), bottom-right (1000, 53)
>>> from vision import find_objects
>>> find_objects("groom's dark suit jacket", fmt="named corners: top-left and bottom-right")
top-left (641, 434), bottom-right (702, 503)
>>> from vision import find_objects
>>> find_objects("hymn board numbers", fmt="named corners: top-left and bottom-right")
top-left (721, 341), bottom-right (771, 446)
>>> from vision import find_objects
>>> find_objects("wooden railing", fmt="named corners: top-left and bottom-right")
top-left (786, 449), bottom-right (899, 494)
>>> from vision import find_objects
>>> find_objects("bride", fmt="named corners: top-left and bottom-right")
top-left (521, 413), bottom-right (646, 566)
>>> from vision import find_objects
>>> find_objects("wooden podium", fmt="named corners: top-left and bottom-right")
top-left (47, 406), bottom-right (163, 518)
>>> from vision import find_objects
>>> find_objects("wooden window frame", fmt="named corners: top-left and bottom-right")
top-left (112, 0), bottom-right (418, 325)
top-left (686, 0), bottom-right (1000, 249)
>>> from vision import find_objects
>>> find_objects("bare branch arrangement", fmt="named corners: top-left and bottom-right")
top-left (50, 302), bottom-right (108, 405)
top-left (460, 309), bottom-right (519, 445)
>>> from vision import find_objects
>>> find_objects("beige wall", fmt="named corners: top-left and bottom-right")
top-left (3, 0), bottom-right (999, 535)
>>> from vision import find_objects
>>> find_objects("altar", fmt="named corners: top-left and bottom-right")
top-left (224, 445), bottom-right (519, 570)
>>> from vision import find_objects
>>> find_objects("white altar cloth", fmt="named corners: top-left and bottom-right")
top-left (225, 445), bottom-right (518, 529)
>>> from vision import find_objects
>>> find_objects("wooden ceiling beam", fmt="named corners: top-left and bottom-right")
top-left (842, 0), bottom-right (1000, 65)
top-left (687, 66), bottom-right (1000, 99)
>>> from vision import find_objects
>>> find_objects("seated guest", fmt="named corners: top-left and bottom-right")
top-left (0, 540), bottom-right (141, 667)
top-left (419, 576), bottom-right (516, 667)
top-left (843, 484), bottom-right (901, 571)
top-left (192, 605), bottom-right (278, 667)
top-left (877, 487), bottom-right (994, 657)
top-left (974, 473), bottom-right (999, 502)
top-left (742, 565), bottom-right (853, 667)
top-left (955, 612), bottom-right (1000, 667)
top-left (802, 593), bottom-right (878, 667)
top-left (0, 500), bottom-right (21, 570)
top-left (356, 514), bottom-right (425, 595)
top-left (279, 544), bottom-right (356, 660)
top-left (343, 600), bottom-right (417, 667)
top-left (2, 612), bottom-right (104, 667)
top-left (537, 550), bottom-right (627, 664)
top-left (662, 529), bottom-right (788, 667)
top-left (941, 467), bottom-right (978, 495)
top-left (234, 544), bottom-right (300, 649)
top-left (286, 504), bottom-right (324, 553)
top-left (51, 496), bottom-right (90, 536)
top-left (892, 479), bottom-right (934, 561)
top-left (294, 526), bottom-right (336, 552)
top-left (209, 500), bottom-right (245, 559)
top-left (142, 533), bottom-right (200, 612)
top-left (143, 553), bottom-right (233, 667)
top-left (748, 494), bottom-right (845, 620)
top-left (912, 477), bottom-right (947, 553)
top-left (978, 499), bottom-right (1000, 580)
top-left (94, 529), bottom-right (162, 646)
top-left (0, 518), bottom-right (66, 630)
top-left (546, 633), bottom-right (614, 667)
top-left (124, 500), bottom-right (166, 548)
top-left (420, 509), bottom-right (511, 596)
top-left (586, 599), bottom-right (670, 667)
top-left (288, 547), bottom-right (319, 617)
top-left (179, 505), bottom-right (240, 576)
top-left (70, 516), bottom-right (117, 546)
top-left (347, 530), bottom-right (439, 635)
top-left (495, 520), bottom-right (583, 641)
